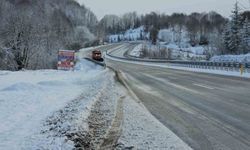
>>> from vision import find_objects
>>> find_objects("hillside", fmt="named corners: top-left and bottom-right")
top-left (0, 0), bottom-right (98, 70)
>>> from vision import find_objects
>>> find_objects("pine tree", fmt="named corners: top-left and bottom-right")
top-left (118, 35), bottom-right (121, 42)
top-left (227, 2), bottom-right (242, 54)
top-left (240, 18), bottom-right (250, 53)
top-left (150, 26), bottom-right (159, 45)
top-left (223, 23), bottom-right (231, 54)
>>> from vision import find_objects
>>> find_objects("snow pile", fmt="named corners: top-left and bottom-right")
top-left (210, 53), bottom-right (250, 63)
top-left (0, 59), bottom-right (111, 150)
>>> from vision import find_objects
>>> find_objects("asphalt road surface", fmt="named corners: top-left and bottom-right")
top-left (106, 43), bottom-right (250, 150)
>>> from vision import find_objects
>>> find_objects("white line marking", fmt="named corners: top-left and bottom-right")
top-left (193, 83), bottom-right (215, 90)
top-left (143, 73), bottom-right (201, 94)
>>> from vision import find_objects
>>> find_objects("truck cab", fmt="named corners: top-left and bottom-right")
top-left (92, 50), bottom-right (103, 61)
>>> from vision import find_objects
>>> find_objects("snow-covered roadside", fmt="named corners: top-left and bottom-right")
top-left (128, 44), bottom-right (143, 57)
top-left (115, 83), bottom-right (192, 150)
top-left (106, 55), bottom-right (250, 78)
top-left (210, 53), bottom-right (250, 63)
top-left (0, 59), bottom-right (114, 150)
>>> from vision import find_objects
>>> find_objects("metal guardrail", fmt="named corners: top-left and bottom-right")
top-left (106, 52), bottom-right (250, 73)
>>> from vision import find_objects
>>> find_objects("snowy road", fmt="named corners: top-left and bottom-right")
top-left (106, 43), bottom-right (250, 150)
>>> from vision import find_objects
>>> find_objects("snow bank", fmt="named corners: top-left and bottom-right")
top-left (116, 84), bottom-right (192, 150)
top-left (0, 59), bottom-right (110, 150)
top-left (210, 53), bottom-right (250, 63)
top-left (129, 44), bottom-right (143, 57)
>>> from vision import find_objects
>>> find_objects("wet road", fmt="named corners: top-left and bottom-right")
top-left (106, 43), bottom-right (250, 150)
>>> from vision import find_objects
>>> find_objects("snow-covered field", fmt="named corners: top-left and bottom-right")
top-left (0, 60), bottom-right (112, 150)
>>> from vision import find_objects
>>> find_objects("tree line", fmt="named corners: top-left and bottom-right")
top-left (98, 4), bottom-right (250, 56)
top-left (98, 11), bottom-right (228, 44)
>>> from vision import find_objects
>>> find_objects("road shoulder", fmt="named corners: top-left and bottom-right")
top-left (114, 71), bottom-right (192, 150)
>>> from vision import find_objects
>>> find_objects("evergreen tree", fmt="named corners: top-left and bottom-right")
top-left (150, 26), bottom-right (159, 45)
top-left (140, 31), bottom-right (143, 40)
top-left (118, 35), bottom-right (121, 42)
top-left (240, 18), bottom-right (250, 53)
top-left (227, 2), bottom-right (242, 54)
top-left (223, 23), bottom-right (231, 54)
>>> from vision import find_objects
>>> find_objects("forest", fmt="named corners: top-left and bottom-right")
top-left (0, 0), bottom-right (98, 70)
top-left (99, 3), bottom-right (250, 56)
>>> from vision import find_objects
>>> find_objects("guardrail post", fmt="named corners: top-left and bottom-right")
top-left (246, 63), bottom-right (250, 73)
top-left (229, 62), bottom-right (232, 71)
top-left (226, 63), bottom-right (229, 71)
top-left (236, 63), bottom-right (240, 72)
top-left (233, 63), bottom-right (236, 72)
top-left (215, 62), bottom-right (217, 70)
top-left (224, 63), bottom-right (227, 71)
top-left (240, 63), bottom-right (244, 75)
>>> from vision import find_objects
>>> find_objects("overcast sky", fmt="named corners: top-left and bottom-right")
top-left (77, 0), bottom-right (250, 20)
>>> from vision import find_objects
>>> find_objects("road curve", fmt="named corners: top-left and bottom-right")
top-left (106, 43), bottom-right (250, 150)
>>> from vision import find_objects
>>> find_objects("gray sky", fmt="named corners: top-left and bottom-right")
top-left (77, 0), bottom-right (250, 19)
